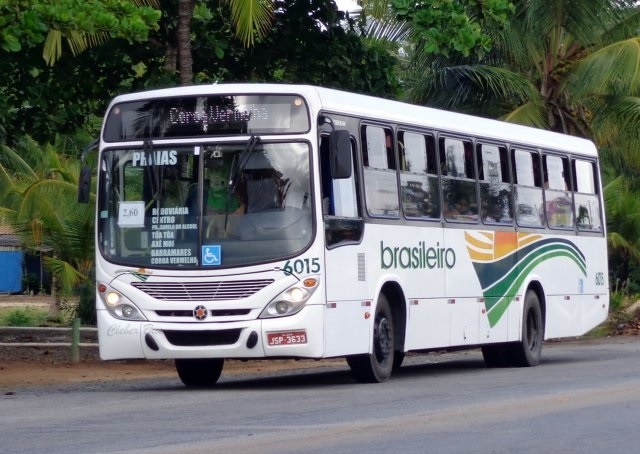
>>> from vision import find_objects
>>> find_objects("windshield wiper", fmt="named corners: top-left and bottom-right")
top-left (227, 135), bottom-right (260, 195)
top-left (224, 135), bottom-right (260, 228)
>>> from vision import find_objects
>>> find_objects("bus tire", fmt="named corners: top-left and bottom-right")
top-left (509, 290), bottom-right (543, 367)
top-left (393, 351), bottom-right (405, 371)
top-left (175, 358), bottom-right (224, 387)
top-left (481, 344), bottom-right (511, 368)
top-left (346, 294), bottom-right (395, 383)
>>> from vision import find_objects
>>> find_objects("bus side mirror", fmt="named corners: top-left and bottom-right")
top-left (77, 166), bottom-right (91, 204)
top-left (329, 130), bottom-right (352, 179)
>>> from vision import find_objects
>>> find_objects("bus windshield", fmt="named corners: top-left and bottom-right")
top-left (97, 141), bottom-right (313, 268)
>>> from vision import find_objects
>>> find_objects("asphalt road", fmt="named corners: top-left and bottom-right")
top-left (2, 337), bottom-right (640, 454)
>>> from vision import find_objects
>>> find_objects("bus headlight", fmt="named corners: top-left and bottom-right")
top-left (98, 283), bottom-right (147, 321)
top-left (259, 277), bottom-right (319, 318)
top-left (106, 291), bottom-right (120, 306)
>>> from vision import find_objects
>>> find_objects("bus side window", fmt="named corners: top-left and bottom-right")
top-left (543, 153), bottom-right (574, 229)
top-left (361, 125), bottom-right (399, 217)
top-left (512, 149), bottom-right (545, 227)
top-left (477, 143), bottom-right (512, 225)
top-left (573, 159), bottom-right (602, 232)
top-left (440, 137), bottom-right (477, 222)
top-left (398, 130), bottom-right (439, 219)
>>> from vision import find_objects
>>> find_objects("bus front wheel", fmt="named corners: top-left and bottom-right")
top-left (175, 358), bottom-right (224, 387)
top-left (347, 294), bottom-right (395, 383)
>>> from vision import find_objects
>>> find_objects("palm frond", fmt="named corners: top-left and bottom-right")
top-left (406, 62), bottom-right (541, 116)
top-left (565, 38), bottom-right (640, 97)
top-left (522, 0), bottom-right (620, 49)
top-left (226, 0), bottom-right (273, 47)
top-left (65, 30), bottom-right (110, 57)
top-left (363, 16), bottom-right (411, 44)
top-left (608, 232), bottom-right (640, 260)
top-left (42, 29), bottom-right (63, 66)
top-left (500, 101), bottom-right (548, 128)
top-left (603, 175), bottom-right (626, 209)
top-left (0, 144), bottom-right (39, 180)
top-left (44, 256), bottom-right (87, 296)
top-left (588, 95), bottom-right (640, 154)
top-left (599, 3), bottom-right (640, 45)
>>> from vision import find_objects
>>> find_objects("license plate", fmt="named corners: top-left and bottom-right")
top-left (267, 330), bottom-right (307, 346)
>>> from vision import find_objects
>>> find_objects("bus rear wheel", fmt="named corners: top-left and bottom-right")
top-left (509, 290), bottom-right (543, 367)
top-left (175, 358), bottom-right (224, 387)
top-left (482, 290), bottom-right (543, 368)
top-left (347, 294), bottom-right (395, 383)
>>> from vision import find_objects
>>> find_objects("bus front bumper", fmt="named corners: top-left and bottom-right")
top-left (96, 304), bottom-right (325, 360)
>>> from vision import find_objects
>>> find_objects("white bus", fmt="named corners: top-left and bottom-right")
top-left (86, 83), bottom-right (609, 386)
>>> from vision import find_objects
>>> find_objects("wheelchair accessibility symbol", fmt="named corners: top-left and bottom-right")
top-left (202, 245), bottom-right (221, 266)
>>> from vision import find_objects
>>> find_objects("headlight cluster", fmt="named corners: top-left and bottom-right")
top-left (97, 282), bottom-right (146, 321)
top-left (259, 277), bottom-right (319, 319)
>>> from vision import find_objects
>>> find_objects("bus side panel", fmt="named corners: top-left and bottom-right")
top-left (540, 239), bottom-right (580, 340)
top-left (577, 235), bottom-right (609, 334)
top-left (370, 223), bottom-right (451, 351)
top-left (323, 243), bottom-right (371, 357)
top-left (394, 224), bottom-right (449, 350)
top-left (405, 299), bottom-right (450, 350)
top-left (479, 299), bottom-right (511, 344)
top-left (324, 300), bottom-right (371, 357)
top-left (544, 234), bottom-right (609, 338)
top-left (444, 228), bottom-right (483, 346)
top-left (449, 298), bottom-right (481, 345)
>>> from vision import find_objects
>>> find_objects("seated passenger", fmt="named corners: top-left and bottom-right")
top-left (445, 195), bottom-right (477, 220)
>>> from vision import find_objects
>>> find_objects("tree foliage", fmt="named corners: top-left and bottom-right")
top-left (0, 0), bottom-right (161, 144)
top-left (231, 0), bottom-right (400, 97)
top-left (391, 0), bottom-right (514, 59)
top-left (0, 0), bottom-right (160, 64)
top-left (402, 0), bottom-right (640, 291)
top-left (0, 137), bottom-right (95, 297)
top-left (0, 0), bottom-right (401, 146)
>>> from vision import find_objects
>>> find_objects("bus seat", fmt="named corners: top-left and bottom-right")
top-left (246, 177), bottom-right (279, 213)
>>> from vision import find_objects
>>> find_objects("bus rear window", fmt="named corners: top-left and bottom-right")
top-left (104, 94), bottom-right (310, 141)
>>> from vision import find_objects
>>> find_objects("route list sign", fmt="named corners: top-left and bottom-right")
top-left (149, 206), bottom-right (198, 265)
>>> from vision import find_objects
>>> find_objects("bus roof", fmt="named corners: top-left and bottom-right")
top-left (108, 83), bottom-right (598, 158)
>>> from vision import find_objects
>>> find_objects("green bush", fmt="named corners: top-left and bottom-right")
top-left (22, 273), bottom-right (41, 295)
top-left (5, 308), bottom-right (36, 327)
top-left (75, 281), bottom-right (96, 326)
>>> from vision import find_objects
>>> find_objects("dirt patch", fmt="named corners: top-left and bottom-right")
top-left (1, 358), bottom-right (176, 389)
top-left (0, 294), bottom-right (54, 309)
top-left (0, 356), bottom-right (347, 391)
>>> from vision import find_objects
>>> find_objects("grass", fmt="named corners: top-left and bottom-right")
top-left (0, 306), bottom-right (70, 327)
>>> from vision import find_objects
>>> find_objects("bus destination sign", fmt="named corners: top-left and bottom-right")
top-left (104, 94), bottom-right (310, 141)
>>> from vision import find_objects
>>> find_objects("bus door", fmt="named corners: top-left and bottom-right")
top-left (319, 132), bottom-right (369, 356)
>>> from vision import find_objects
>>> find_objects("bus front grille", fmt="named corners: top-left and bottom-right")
top-left (131, 279), bottom-right (274, 301)
top-left (163, 329), bottom-right (241, 346)
top-left (155, 309), bottom-right (251, 318)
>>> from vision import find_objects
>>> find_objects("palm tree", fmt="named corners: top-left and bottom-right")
top-left (175, 0), bottom-right (273, 84)
top-left (0, 138), bottom-right (95, 315)
top-left (604, 176), bottom-right (640, 289)
top-left (403, 0), bottom-right (640, 154)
